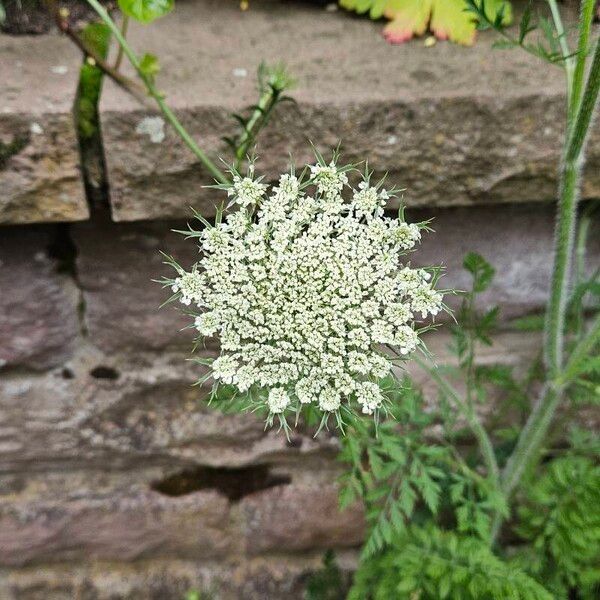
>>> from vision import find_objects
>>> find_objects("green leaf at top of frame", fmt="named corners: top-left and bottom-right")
top-left (139, 53), bottom-right (160, 78)
top-left (118, 0), bottom-right (174, 24)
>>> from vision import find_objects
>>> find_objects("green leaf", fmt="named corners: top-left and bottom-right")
top-left (350, 525), bottom-right (553, 600)
top-left (518, 1), bottom-right (535, 44)
top-left (139, 53), bottom-right (160, 78)
top-left (511, 314), bottom-right (545, 331)
top-left (341, 0), bottom-right (512, 46)
top-left (476, 305), bottom-right (499, 343)
top-left (515, 456), bottom-right (600, 595)
top-left (463, 251), bottom-right (495, 292)
top-left (118, 0), bottom-right (174, 24)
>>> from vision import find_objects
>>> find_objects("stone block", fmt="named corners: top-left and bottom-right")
top-left (0, 346), bottom-right (336, 475)
top-left (0, 227), bottom-right (79, 370)
top-left (1, 554), bottom-right (353, 600)
top-left (0, 34), bottom-right (87, 223)
top-left (73, 221), bottom-right (199, 353)
top-left (0, 489), bottom-right (231, 567)
top-left (413, 202), bottom-right (600, 320)
top-left (99, 1), bottom-right (600, 221)
top-left (241, 483), bottom-right (364, 555)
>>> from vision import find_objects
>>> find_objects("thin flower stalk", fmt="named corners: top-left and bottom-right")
top-left (84, 0), bottom-right (228, 184)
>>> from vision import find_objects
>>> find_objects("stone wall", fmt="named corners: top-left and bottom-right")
top-left (1, 1), bottom-right (600, 598)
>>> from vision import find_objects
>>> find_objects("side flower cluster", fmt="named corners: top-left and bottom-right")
top-left (166, 157), bottom-right (444, 426)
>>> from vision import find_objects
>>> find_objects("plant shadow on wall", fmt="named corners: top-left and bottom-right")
top-left (46, 0), bottom-right (600, 598)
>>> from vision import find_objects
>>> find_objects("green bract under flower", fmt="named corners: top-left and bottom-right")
top-left (164, 156), bottom-right (444, 429)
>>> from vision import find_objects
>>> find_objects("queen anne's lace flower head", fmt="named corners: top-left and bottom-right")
top-left (164, 155), bottom-right (444, 429)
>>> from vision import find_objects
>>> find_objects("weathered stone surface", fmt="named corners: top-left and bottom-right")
top-left (73, 349), bottom-right (336, 469)
top-left (73, 220), bottom-right (198, 353)
top-left (0, 489), bottom-right (231, 567)
top-left (241, 484), bottom-right (365, 554)
top-left (414, 202), bottom-right (600, 320)
top-left (1, 554), bottom-right (356, 600)
top-left (0, 227), bottom-right (79, 370)
top-left (0, 34), bottom-right (87, 223)
top-left (100, 0), bottom-right (600, 221)
top-left (0, 330), bottom-right (544, 478)
top-left (0, 344), bottom-right (337, 474)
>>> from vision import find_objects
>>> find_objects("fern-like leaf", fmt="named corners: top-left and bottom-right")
top-left (349, 525), bottom-right (553, 599)
top-left (514, 456), bottom-right (600, 597)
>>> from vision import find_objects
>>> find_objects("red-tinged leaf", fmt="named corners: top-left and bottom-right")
top-left (383, 0), bottom-right (432, 44)
top-left (430, 0), bottom-right (476, 46)
top-left (340, 0), bottom-right (512, 46)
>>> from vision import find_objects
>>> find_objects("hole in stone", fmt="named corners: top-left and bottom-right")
top-left (151, 465), bottom-right (291, 502)
top-left (61, 367), bottom-right (75, 379)
top-left (90, 366), bottom-right (120, 380)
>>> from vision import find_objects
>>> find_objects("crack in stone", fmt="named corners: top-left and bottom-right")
top-left (151, 465), bottom-right (292, 502)
top-left (46, 223), bottom-right (88, 338)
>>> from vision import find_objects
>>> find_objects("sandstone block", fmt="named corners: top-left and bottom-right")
top-left (0, 227), bottom-right (79, 370)
top-left (0, 347), bottom-right (335, 475)
top-left (0, 489), bottom-right (231, 567)
top-left (0, 35), bottom-right (87, 223)
top-left (73, 221), bottom-right (199, 353)
top-left (2, 554), bottom-right (351, 600)
top-left (241, 484), bottom-right (365, 555)
top-left (414, 203), bottom-right (600, 320)
top-left (100, 1), bottom-right (600, 221)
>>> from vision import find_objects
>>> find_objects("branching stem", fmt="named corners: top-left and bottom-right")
top-left (493, 14), bottom-right (600, 543)
top-left (44, 0), bottom-right (149, 104)
top-left (548, 0), bottom-right (574, 101)
top-left (84, 0), bottom-right (228, 184)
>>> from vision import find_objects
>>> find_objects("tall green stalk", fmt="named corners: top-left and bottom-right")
top-left (84, 0), bottom-right (228, 184)
top-left (570, 0), bottom-right (596, 121)
top-left (492, 6), bottom-right (600, 540)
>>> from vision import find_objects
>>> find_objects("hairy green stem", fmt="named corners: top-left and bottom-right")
top-left (493, 32), bottom-right (600, 542)
top-left (574, 207), bottom-right (593, 336)
top-left (570, 0), bottom-right (595, 121)
top-left (84, 0), bottom-right (228, 184)
top-left (545, 36), bottom-right (600, 377)
top-left (544, 161), bottom-right (582, 377)
top-left (559, 314), bottom-right (600, 384)
top-left (566, 38), bottom-right (600, 163)
top-left (575, 207), bottom-right (593, 286)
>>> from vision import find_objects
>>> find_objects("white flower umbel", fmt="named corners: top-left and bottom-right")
top-left (163, 155), bottom-right (444, 430)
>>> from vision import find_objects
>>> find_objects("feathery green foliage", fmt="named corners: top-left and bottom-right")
top-left (339, 244), bottom-right (599, 598)
top-left (348, 525), bottom-right (553, 600)
top-left (514, 456), bottom-right (600, 598)
top-left (339, 379), bottom-right (450, 557)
